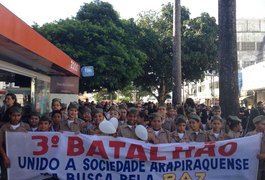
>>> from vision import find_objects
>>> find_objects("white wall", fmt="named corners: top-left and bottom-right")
top-left (241, 61), bottom-right (265, 91)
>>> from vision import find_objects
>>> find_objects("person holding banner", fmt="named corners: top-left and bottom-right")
top-left (171, 115), bottom-right (190, 143)
top-left (245, 115), bottom-right (265, 136)
top-left (108, 106), bottom-right (120, 120)
top-left (58, 102), bottom-right (84, 133)
top-left (0, 106), bottom-right (30, 179)
top-left (51, 110), bottom-right (63, 132)
top-left (118, 105), bottom-right (127, 127)
top-left (88, 108), bottom-right (106, 135)
top-left (137, 111), bottom-right (149, 128)
top-left (158, 105), bottom-right (175, 132)
top-left (147, 112), bottom-right (172, 144)
top-left (245, 115), bottom-right (265, 180)
top-left (226, 115), bottom-right (242, 139)
top-left (28, 111), bottom-right (40, 132)
top-left (207, 115), bottom-right (228, 141)
top-left (188, 114), bottom-right (208, 142)
top-left (117, 107), bottom-right (138, 140)
top-left (37, 114), bottom-right (52, 132)
top-left (79, 107), bottom-right (93, 134)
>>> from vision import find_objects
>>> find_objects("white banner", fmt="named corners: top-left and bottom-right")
top-left (6, 132), bottom-right (261, 180)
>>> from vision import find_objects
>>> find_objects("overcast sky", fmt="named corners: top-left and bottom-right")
top-left (1, 0), bottom-right (264, 26)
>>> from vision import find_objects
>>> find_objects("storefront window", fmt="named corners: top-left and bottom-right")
top-left (35, 79), bottom-right (50, 114)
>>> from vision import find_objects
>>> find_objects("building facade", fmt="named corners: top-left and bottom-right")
top-left (237, 19), bottom-right (265, 69)
top-left (185, 19), bottom-right (265, 106)
top-left (0, 4), bottom-right (80, 113)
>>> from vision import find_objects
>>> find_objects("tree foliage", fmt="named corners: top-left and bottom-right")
top-left (32, 1), bottom-right (218, 103)
top-left (134, 3), bottom-right (218, 104)
top-left (33, 0), bottom-right (146, 93)
top-left (182, 13), bottom-right (218, 81)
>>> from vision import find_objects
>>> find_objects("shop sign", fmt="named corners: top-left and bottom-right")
top-left (51, 76), bottom-right (79, 94)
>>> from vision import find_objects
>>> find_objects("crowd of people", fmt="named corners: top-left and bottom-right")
top-left (0, 93), bottom-right (265, 179)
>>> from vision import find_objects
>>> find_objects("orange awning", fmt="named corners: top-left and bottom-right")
top-left (0, 4), bottom-right (80, 77)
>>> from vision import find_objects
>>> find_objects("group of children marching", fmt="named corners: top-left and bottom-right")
top-left (1, 93), bottom-right (265, 179)
top-left (2, 98), bottom-right (261, 145)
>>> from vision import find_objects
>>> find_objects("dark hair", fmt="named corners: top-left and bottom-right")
top-left (30, 111), bottom-right (40, 119)
top-left (40, 114), bottom-right (52, 123)
top-left (176, 118), bottom-right (186, 125)
top-left (8, 105), bottom-right (22, 114)
top-left (51, 98), bottom-right (62, 106)
top-left (184, 98), bottom-right (196, 109)
top-left (138, 111), bottom-right (148, 120)
top-left (212, 105), bottom-right (221, 111)
top-left (79, 106), bottom-right (91, 115)
top-left (229, 121), bottom-right (240, 130)
top-left (167, 106), bottom-right (175, 111)
top-left (176, 106), bottom-right (186, 116)
top-left (52, 110), bottom-right (62, 117)
top-left (175, 114), bottom-right (187, 123)
top-left (127, 107), bottom-right (138, 116)
top-left (67, 102), bottom-right (79, 110)
top-left (61, 103), bottom-right (67, 110)
top-left (5, 93), bottom-right (18, 105)
top-left (257, 101), bottom-right (263, 106)
top-left (211, 115), bottom-right (222, 122)
top-left (149, 112), bottom-right (162, 120)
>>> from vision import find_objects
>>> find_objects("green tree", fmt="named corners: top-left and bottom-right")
top-left (94, 88), bottom-right (117, 102)
top-left (182, 13), bottom-right (218, 81)
top-left (119, 84), bottom-right (152, 102)
top-left (135, 3), bottom-right (218, 104)
top-left (134, 4), bottom-right (182, 104)
top-left (33, 0), bottom-right (146, 93)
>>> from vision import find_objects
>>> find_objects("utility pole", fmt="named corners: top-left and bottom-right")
top-left (172, 0), bottom-right (182, 107)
